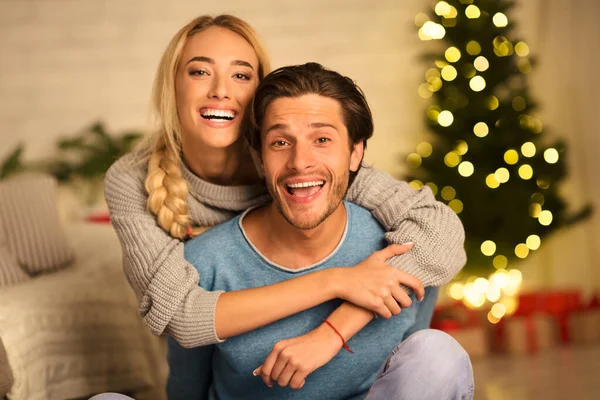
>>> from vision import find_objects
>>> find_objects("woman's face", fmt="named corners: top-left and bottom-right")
top-left (175, 26), bottom-right (259, 151)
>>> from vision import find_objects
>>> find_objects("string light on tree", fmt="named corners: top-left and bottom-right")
top-left (409, 0), bottom-right (590, 318)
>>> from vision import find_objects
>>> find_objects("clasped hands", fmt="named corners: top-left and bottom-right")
top-left (253, 243), bottom-right (424, 390)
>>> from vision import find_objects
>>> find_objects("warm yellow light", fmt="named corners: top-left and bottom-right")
top-left (481, 240), bottom-right (497, 256)
top-left (530, 203), bottom-right (542, 218)
top-left (504, 149), bottom-right (519, 165)
top-left (515, 243), bottom-right (529, 259)
top-left (427, 106), bottom-right (441, 121)
top-left (491, 303), bottom-right (507, 319)
top-left (435, 59), bottom-right (449, 68)
top-left (444, 152), bottom-right (461, 167)
top-left (417, 142), bottom-right (433, 157)
top-left (503, 283), bottom-right (519, 297)
top-left (518, 59), bottom-right (532, 73)
top-left (455, 140), bottom-right (468, 155)
top-left (445, 47), bottom-right (461, 62)
top-left (519, 164), bottom-right (533, 180)
top-left (526, 235), bottom-right (541, 250)
top-left (426, 182), bottom-right (439, 196)
top-left (407, 153), bottom-right (422, 168)
top-left (426, 68), bottom-right (441, 79)
top-left (474, 277), bottom-right (489, 293)
top-left (533, 118), bottom-right (543, 133)
top-left (448, 199), bottom-right (464, 214)
top-left (441, 186), bottom-right (456, 201)
top-left (465, 5), bottom-right (481, 18)
top-left (418, 83), bottom-right (432, 99)
top-left (486, 174), bottom-right (500, 189)
top-left (503, 296), bottom-right (519, 315)
top-left (487, 311), bottom-right (501, 324)
top-left (466, 40), bottom-right (481, 55)
top-left (493, 36), bottom-right (514, 57)
top-left (438, 110), bottom-right (454, 126)
top-left (448, 283), bottom-right (464, 300)
top-left (537, 179), bottom-right (550, 189)
top-left (458, 161), bottom-right (474, 177)
top-left (538, 210), bottom-right (553, 226)
top-left (493, 255), bottom-right (508, 269)
top-left (427, 76), bottom-right (443, 92)
top-left (469, 76), bottom-right (486, 92)
top-left (512, 96), bottom-right (526, 111)
top-left (531, 192), bottom-right (545, 205)
top-left (485, 96), bottom-right (499, 110)
top-left (473, 122), bottom-right (489, 138)
top-left (544, 148), bottom-right (559, 164)
top-left (435, 1), bottom-right (451, 16)
top-left (508, 269), bottom-right (523, 285)
top-left (474, 56), bottom-right (489, 72)
top-left (414, 12), bottom-right (429, 27)
top-left (490, 270), bottom-right (509, 289)
top-left (521, 142), bottom-right (536, 157)
top-left (486, 286), bottom-right (501, 302)
top-left (409, 180), bottom-right (423, 190)
top-left (495, 167), bottom-right (510, 183)
top-left (420, 21), bottom-right (446, 40)
top-left (493, 12), bottom-right (508, 27)
top-left (441, 65), bottom-right (458, 81)
top-left (515, 41), bottom-right (530, 56)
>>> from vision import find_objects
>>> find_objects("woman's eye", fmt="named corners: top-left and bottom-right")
top-left (233, 73), bottom-right (250, 80)
top-left (189, 69), bottom-right (207, 76)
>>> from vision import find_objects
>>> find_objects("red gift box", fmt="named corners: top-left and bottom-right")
top-left (432, 302), bottom-right (489, 358)
top-left (568, 294), bottom-right (600, 344)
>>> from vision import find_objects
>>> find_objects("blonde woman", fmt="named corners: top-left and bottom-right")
top-left (104, 15), bottom-right (466, 351)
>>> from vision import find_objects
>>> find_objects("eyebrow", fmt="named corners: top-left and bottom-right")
top-left (185, 56), bottom-right (254, 69)
top-left (264, 122), bottom-right (339, 135)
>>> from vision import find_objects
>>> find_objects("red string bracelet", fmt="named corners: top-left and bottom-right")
top-left (323, 319), bottom-right (354, 354)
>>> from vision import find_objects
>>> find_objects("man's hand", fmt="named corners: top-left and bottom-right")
top-left (253, 324), bottom-right (343, 390)
top-left (333, 243), bottom-right (424, 318)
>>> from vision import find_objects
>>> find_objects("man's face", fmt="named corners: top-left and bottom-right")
top-left (260, 94), bottom-right (364, 230)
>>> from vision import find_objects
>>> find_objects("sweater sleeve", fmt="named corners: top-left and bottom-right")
top-left (345, 166), bottom-right (466, 289)
top-left (104, 155), bottom-right (224, 348)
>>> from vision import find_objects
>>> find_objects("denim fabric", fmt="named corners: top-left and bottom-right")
top-left (365, 329), bottom-right (474, 400)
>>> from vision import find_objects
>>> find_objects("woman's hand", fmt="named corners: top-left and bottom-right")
top-left (333, 243), bottom-right (424, 318)
top-left (253, 323), bottom-right (342, 390)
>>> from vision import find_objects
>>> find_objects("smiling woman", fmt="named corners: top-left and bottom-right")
top-left (102, 13), bottom-right (466, 397)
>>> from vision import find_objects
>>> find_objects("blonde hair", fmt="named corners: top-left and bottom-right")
top-left (139, 15), bottom-right (270, 239)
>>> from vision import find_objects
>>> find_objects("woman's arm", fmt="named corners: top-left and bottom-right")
top-left (104, 155), bottom-right (414, 348)
top-left (346, 165), bottom-right (467, 289)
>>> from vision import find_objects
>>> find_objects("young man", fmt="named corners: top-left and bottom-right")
top-left (168, 63), bottom-right (473, 400)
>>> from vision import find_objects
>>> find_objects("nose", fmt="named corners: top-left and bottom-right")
top-left (207, 74), bottom-right (230, 100)
top-left (287, 141), bottom-right (316, 172)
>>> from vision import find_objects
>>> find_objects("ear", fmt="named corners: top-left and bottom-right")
top-left (349, 141), bottom-right (364, 172)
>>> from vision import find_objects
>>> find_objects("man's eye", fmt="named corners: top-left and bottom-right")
top-left (273, 140), bottom-right (288, 147)
top-left (316, 137), bottom-right (330, 144)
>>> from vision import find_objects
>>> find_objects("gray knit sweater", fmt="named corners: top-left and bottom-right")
top-left (104, 152), bottom-right (466, 348)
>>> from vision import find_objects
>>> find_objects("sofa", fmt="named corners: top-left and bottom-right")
top-left (0, 174), bottom-right (167, 400)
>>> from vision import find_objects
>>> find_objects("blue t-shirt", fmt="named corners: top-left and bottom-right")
top-left (168, 203), bottom-right (422, 400)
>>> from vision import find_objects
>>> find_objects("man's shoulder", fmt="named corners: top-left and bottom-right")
top-left (345, 201), bottom-right (384, 231)
top-left (184, 215), bottom-right (243, 263)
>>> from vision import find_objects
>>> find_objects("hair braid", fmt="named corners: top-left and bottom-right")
top-left (144, 137), bottom-right (191, 239)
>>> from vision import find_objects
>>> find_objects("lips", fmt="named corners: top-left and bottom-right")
top-left (286, 180), bottom-right (325, 197)
top-left (199, 107), bottom-right (236, 121)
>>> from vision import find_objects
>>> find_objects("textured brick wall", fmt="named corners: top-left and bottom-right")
top-left (0, 0), bottom-right (426, 176)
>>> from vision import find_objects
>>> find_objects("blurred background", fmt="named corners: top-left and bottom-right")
top-left (0, 0), bottom-right (599, 399)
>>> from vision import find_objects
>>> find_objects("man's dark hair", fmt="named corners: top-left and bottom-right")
top-left (244, 62), bottom-right (374, 186)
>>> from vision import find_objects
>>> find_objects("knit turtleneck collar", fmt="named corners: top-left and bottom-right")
top-left (181, 159), bottom-right (270, 211)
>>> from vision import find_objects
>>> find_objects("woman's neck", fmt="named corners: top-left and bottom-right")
top-left (182, 140), bottom-right (261, 186)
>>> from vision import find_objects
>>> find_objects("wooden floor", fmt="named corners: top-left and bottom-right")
top-left (472, 345), bottom-right (600, 400)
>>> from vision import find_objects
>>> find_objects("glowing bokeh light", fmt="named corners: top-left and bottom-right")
top-left (417, 142), bottom-right (433, 157)
top-left (515, 243), bottom-right (529, 259)
top-left (407, 153), bottom-right (422, 168)
top-left (493, 12), bottom-right (508, 27)
top-left (441, 186), bottom-right (456, 200)
top-left (474, 122), bottom-right (489, 137)
top-left (493, 255), bottom-right (508, 269)
top-left (481, 240), bottom-right (497, 256)
top-left (466, 40), bottom-right (481, 55)
top-left (465, 5), bottom-right (481, 19)
top-left (444, 151), bottom-right (461, 167)
top-left (438, 110), bottom-right (454, 126)
top-left (521, 142), bottom-right (536, 157)
top-left (526, 235), bottom-right (541, 250)
top-left (486, 174), bottom-right (500, 189)
top-left (538, 210), bottom-right (553, 226)
top-left (504, 149), bottom-right (519, 165)
top-left (474, 56), bottom-right (489, 72)
top-left (445, 47), bottom-right (462, 62)
top-left (458, 161), bottom-right (474, 177)
top-left (495, 167), bottom-right (510, 183)
top-left (449, 199), bottom-right (464, 213)
top-left (441, 65), bottom-right (458, 81)
top-left (544, 148), bottom-right (559, 164)
top-left (469, 75), bottom-right (486, 92)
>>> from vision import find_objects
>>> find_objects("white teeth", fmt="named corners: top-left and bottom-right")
top-left (201, 109), bottom-right (235, 118)
top-left (287, 181), bottom-right (324, 188)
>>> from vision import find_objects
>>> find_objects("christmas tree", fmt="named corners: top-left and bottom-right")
top-left (408, 0), bottom-right (591, 293)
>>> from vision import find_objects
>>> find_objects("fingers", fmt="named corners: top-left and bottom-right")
top-left (391, 284), bottom-right (412, 308)
top-left (383, 293), bottom-right (402, 316)
top-left (260, 343), bottom-right (285, 387)
top-left (395, 271), bottom-right (425, 301)
top-left (276, 362), bottom-right (297, 387)
top-left (373, 243), bottom-right (414, 261)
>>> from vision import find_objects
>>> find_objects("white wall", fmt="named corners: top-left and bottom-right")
top-left (0, 0), bottom-right (598, 291)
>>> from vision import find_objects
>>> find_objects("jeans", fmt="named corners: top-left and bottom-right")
top-left (365, 329), bottom-right (474, 400)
